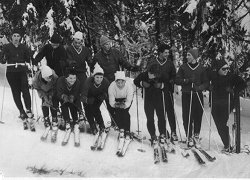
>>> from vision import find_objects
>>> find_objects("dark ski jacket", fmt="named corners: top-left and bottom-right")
top-left (0, 43), bottom-right (31, 72)
top-left (65, 44), bottom-right (92, 73)
top-left (34, 44), bottom-right (67, 77)
top-left (91, 48), bottom-right (134, 82)
top-left (175, 63), bottom-right (209, 93)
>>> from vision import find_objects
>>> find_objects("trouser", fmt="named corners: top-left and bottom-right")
top-left (77, 72), bottom-right (87, 92)
top-left (85, 100), bottom-right (105, 129)
top-left (182, 92), bottom-right (203, 138)
top-left (114, 107), bottom-right (130, 132)
top-left (105, 98), bottom-right (116, 125)
top-left (60, 102), bottom-right (79, 127)
top-left (6, 71), bottom-right (31, 113)
top-left (144, 96), bottom-right (166, 138)
top-left (212, 100), bottom-right (230, 148)
top-left (164, 91), bottom-right (176, 133)
top-left (41, 96), bottom-right (59, 118)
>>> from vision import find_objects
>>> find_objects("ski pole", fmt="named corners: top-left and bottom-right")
top-left (136, 87), bottom-right (140, 135)
top-left (0, 63), bottom-right (7, 124)
top-left (169, 91), bottom-right (183, 142)
top-left (186, 83), bottom-right (194, 147)
top-left (208, 91), bottom-right (212, 150)
top-left (195, 91), bottom-right (219, 151)
top-left (102, 101), bottom-right (118, 128)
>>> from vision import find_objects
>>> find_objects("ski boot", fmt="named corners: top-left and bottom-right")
top-left (221, 146), bottom-right (233, 155)
top-left (171, 132), bottom-right (178, 142)
top-left (187, 138), bottom-right (194, 148)
top-left (51, 118), bottom-right (58, 143)
top-left (27, 110), bottom-right (35, 132)
top-left (19, 111), bottom-right (28, 130)
top-left (193, 134), bottom-right (201, 149)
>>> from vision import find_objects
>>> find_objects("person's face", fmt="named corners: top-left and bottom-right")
top-left (148, 72), bottom-right (156, 79)
top-left (159, 49), bottom-right (169, 60)
top-left (218, 65), bottom-right (230, 76)
top-left (51, 42), bottom-right (59, 49)
top-left (94, 74), bottom-right (103, 85)
top-left (187, 53), bottom-right (196, 64)
top-left (73, 38), bottom-right (83, 49)
top-left (66, 74), bottom-right (77, 86)
top-left (12, 33), bottom-right (21, 44)
top-left (115, 79), bottom-right (126, 89)
top-left (102, 42), bottom-right (111, 52)
top-left (43, 75), bottom-right (53, 82)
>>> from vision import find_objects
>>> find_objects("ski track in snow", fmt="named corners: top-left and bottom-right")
top-left (0, 65), bottom-right (250, 178)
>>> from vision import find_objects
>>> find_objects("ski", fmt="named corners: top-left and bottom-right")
top-left (0, 121), bottom-right (5, 124)
top-left (23, 119), bottom-right (29, 130)
top-left (90, 131), bottom-right (102, 150)
top-left (191, 149), bottom-right (206, 165)
top-left (165, 138), bottom-right (176, 154)
top-left (40, 127), bottom-right (51, 141)
top-left (51, 125), bottom-right (58, 143)
top-left (198, 149), bottom-right (216, 162)
top-left (119, 136), bottom-right (132, 157)
top-left (153, 140), bottom-right (160, 164)
top-left (61, 128), bottom-right (71, 146)
top-left (74, 124), bottom-right (80, 147)
top-left (131, 132), bottom-right (146, 142)
top-left (159, 137), bottom-right (168, 162)
top-left (97, 127), bottom-right (110, 150)
top-left (116, 130), bottom-right (125, 156)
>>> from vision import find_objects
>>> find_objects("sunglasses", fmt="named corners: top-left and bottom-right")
top-left (221, 67), bottom-right (229, 71)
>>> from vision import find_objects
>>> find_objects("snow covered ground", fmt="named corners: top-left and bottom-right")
top-left (0, 64), bottom-right (250, 178)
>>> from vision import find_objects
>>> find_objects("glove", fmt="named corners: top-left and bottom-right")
top-left (97, 93), bottom-right (107, 102)
top-left (42, 95), bottom-right (53, 107)
top-left (69, 95), bottom-right (74, 103)
top-left (183, 77), bottom-right (195, 84)
top-left (119, 102), bottom-right (126, 109)
top-left (141, 81), bottom-right (150, 88)
top-left (61, 94), bottom-right (70, 103)
top-left (87, 97), bottom-right (95, 104)
top-left (130, 66), bottom-right (141, 72)
top-left (154, 82), bottom-right (164, 89)
top-left (114, 102), bottom-right (121, 108)
top-left (226, 87), bottom-right (234, 93)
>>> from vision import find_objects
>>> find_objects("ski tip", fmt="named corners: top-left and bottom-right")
top-left (74, 143), bottom-right (80, 147)
top-left (40, 137), bottom-right (47, 141)
top-left (61, 142), bottom-right (67, 146)
top-left (90, 146), bottom-right (96, 151)
top-left (137, 149), bottom-right (146, 153)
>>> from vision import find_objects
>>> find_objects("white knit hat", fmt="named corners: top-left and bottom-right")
top-left (73, 31), bottom-right (83, 40)
top-left (41, 65), bottom-right (53, 78)
top-left (115, 71), bottom-right (126, 81)
top-left (93, 63), bottom-right (104, 76)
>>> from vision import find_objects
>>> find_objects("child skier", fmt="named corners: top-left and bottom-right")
top-left (56, 67), bottom-right (81, 146)
top-left (32, 65), bottom-right (59, 142)
top-left (175, 48), bottom-right (209, 148)
top-left (81, 63), bottom-right (110, 134)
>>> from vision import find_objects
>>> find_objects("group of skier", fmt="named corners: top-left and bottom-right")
top-left (0, 28), bottom-right (249, 156)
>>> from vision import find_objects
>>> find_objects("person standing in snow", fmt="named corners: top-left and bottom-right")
top-left (148, 43), bottom-right (178, 141)
top-left (56, 67), bottom-right (81, 132)
top-left (0, 28), bottom-right (33, 122)
top-left (209, 60), bottom-right (246, 153)
top-left (175, 48), bottom-right (209, 147)
top-left (108, 71), bottom-right (134, 138)
top-left (81, 63), bottom-right (109, 134)
top-left (134, 64), bottom-right (168, 143)
top-left (92, 35), bottom-right (140, 127)
top-left (32, 65), bottom-right (58, 130)
top-left (33, 33), bottom-right (67, 77)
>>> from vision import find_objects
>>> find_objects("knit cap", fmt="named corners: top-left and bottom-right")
top-left (115, 71), bottom-right (126, 81)
top-left (215, 59), bottom-right (227, 72)
top-left (73, 31), bottom-right (83, 40)
top-left (188, 48), bottom-right (199, 59)
top-left (100, 35), bottom-right (111, 47)
top-left (93, 63), bottom-right (104, 76)
top-left (50, 33), bottom-right (61, 44)
top-left (41, 65), bottom-right (53, 78)
top-left (12, 28), bottom-right (23, 37)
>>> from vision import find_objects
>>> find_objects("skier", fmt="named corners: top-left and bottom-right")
top-left (0, 28), bottom-right (33, 126)
top-left (108, 71), bottom-right (134, 140)
top-left (33, 32), bottom-right (67, 77)
top-left (148, 43), bottom-right (178, 141)
top-left (32, 65), bottom-right (59, 141)
top-left (56, 67), bottom-right (81, 146)
top-left (175, 48), bottom-right (209, 147)
top-left (209, 60), bottom-right (246, 153)
top-left (92, 35), bottom-right (140, 127)
top-left (81, 63), bottom-right (109, 134)
top-left (134, 63), bottom-right (168, 143)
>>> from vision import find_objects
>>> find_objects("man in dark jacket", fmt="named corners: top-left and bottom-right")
top-left (91, 35), bottom-right (140, 126)
top-left (0, 28), bottom-right (33, 126)
top-left (33, 33), bottom-right (67, 77)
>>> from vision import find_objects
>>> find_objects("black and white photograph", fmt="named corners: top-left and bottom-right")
top-left (0, 0), bottom-right (250, 178)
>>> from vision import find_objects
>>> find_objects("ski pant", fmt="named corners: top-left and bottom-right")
top-left (85, 100), bottom-right (105, 129)
top-left (212, 100), bottom-right (230, 148)
top-left (114, 107), bottom-right (130, 132)
top-left (164, 91), bottom-right (176, 134)
top-left (144, 95), bottom-right (166, 138)
top-left (105, 98), bottom-right (116, 125)
top-left (6, 71), bottom-right (31, 113)
top-left (60, 101), bottom-right (78, 127)
top-left (182, 92), bottom-right (203, 138)
top-left (42, 96), bottom-right (59, 119)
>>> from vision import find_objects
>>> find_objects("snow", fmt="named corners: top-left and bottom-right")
top-left (0, 65), bottom-right (250, 178)
top-left (41, 8), bottom-right (55, 37)
top-left (184, 0), bottom-right (199, 14)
